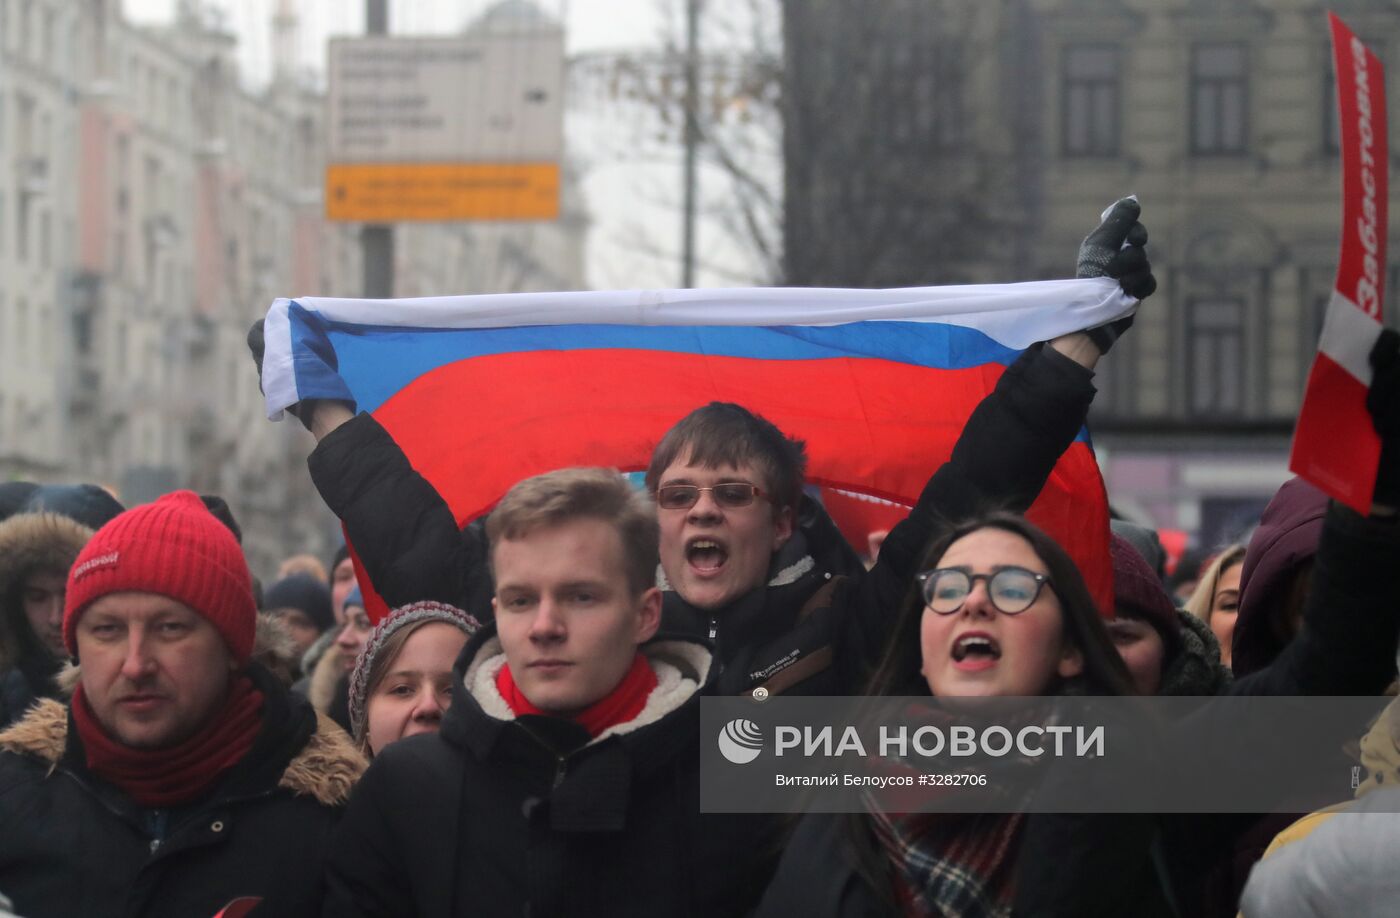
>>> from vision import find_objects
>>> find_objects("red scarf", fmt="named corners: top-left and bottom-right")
top-left (72, 676), bottom-right (265, 808)
top-left (496, 653), bottom-right (658, 737)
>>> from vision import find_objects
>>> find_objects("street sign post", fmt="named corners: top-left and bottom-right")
top-left (326, 33), bottom-right (564, 222)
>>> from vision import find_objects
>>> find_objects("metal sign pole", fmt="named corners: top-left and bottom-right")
top-left (362, 0), bottom-right (393, 299)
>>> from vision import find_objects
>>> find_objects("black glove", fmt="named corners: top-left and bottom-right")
top-left (1368, 328), bottom-right (1400, 508)
top-left (1077, 197), bottom-right (1156, 353)
top-left (247, 319), bottom-right (267, 383)
top-left (247, 319), bottom-right (311, 430)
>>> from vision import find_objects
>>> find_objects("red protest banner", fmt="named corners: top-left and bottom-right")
top-left (1290, 13), bottom-right (1389, 512)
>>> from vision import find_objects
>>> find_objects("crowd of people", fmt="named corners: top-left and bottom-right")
top-left (0, 199), bottom-right (1397, 916)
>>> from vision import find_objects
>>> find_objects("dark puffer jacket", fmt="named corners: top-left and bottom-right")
top-left (323, 628), bottom-right (781, 917)
top-left (308, 344), bottom-right (1098, 698)
top-left (0, 665), bottom-right (365, 918)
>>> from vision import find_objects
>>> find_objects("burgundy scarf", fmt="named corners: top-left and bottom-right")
top-left (72, 676), bottom-right (265, 808)
top-left (497, 653), bottom-right (658, 737)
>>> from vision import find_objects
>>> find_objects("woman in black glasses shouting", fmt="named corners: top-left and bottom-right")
top-left (753, 514), bottom-right (1164, 918)
top-left (900, 513), bottom-right (1132, 700)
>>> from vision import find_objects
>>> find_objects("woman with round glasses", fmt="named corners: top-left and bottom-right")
top-left (755, 513), bottom-right (1167, 917)
top-left (902, 514), bottom-right (1132, 700)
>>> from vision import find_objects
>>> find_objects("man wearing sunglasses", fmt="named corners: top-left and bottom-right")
top-left (252, 200), bottom-right (1154, 697)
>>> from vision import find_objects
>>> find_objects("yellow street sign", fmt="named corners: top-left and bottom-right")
top-left (324, 162), bottom-right (560, 222)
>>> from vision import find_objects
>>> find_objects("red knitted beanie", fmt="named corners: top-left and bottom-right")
top-left (63, 490), bottom-right (255, 663)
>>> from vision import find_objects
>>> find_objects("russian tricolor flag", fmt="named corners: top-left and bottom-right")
top-left (261, 280), bottom-right (1136, 613)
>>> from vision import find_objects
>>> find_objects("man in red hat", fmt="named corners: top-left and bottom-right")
top-left (0, 491), bottom-right (365, 918)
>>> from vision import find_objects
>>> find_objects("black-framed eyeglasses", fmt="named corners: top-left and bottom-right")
top-left (916, 566), bottom-right (1053, 615)
top-left (655, 483), bottom-right (767, 510)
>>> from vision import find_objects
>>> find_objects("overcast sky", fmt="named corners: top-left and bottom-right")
top-left (124, 0), bottom-right (663, 83)
top-left (120, 0), bottom-right (762, 290)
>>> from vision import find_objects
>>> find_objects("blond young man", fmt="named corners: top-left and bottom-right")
top-left (323, 468), bottom-right (776, 917)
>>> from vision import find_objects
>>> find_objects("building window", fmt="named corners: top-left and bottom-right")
top-left (38, 208), bottom-right (49, 269)
top-left (16, 195), bottom-right (29, 262)
top-left (1063, 45), bottom-right (1121, 156)
top-left (15, 298), bottom-right (27, 366)
top-left (17, 2), bottom-right (30, 61)
top-left (115, 321), bottom-right (127, 374)
top-left (1323, 70), bottom-right (1341, 156)
top-left (1192, 43), bottom-right (1247, 154)
top-left (1186, 297), bottom-right (1246, 415)
top-left (1311, 293), bottom-right (1331, 347)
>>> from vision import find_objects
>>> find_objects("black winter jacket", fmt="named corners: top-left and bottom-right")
top-left (0, 665), bottom-right (365, 918)
top-left (309, 344), bottom-right (1097, 697)
top-left (754, 811), bottom-right (1173, 918)
top-left (1161, 504), bottom-right (1400, 918)
top-left (0, 665), bottom-right (52, 730)
top-left (322, 628), bottom-right (780, 917)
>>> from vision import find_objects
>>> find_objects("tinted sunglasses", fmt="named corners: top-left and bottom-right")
top-left (655, 483), bottom-right (766, 510)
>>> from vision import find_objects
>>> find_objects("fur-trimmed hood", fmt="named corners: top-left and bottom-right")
top-left (0, 512), bottom-right (94, 598)
top-left (0, 513), bottom-right (94, 667)
top-left (0, 698), bottom-right (365, 807)
top-left (1159, 609), bottom-right (1233, 696)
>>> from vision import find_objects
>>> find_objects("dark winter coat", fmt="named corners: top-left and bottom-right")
top-left (308, 344), bottom-right (1097, 697)
top-left (322, 628), bottom-right (781, 917)
top-left (0, 664), bottom-right (365, 918)
top-left (0, 512), bottom-right (94, 728)
top-left (1162, 502), bottom-right (1400, 918)
top-left (1226, 497), bottom-right (1399, 698)
top-left (754, 810), bottom-right (1173, 918)
top-left (1230, 477), bottom-right (1329, 678)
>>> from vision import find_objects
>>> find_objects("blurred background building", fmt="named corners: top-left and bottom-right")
top-left (781, 0), bottom-right (1400, 551)
top-left (0, 0), bottom-right (587, 575)
top-left (5, 0), bottom-right (1400, 574)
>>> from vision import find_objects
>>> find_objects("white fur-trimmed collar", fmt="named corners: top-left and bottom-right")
top-left (464, 638), bottom-right (711, 745)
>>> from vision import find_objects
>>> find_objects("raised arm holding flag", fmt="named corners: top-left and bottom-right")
top-left (249, 199), bottom-right (1154, 697)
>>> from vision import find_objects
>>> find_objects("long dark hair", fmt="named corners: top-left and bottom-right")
top-left (841, 513), bottom-right (1134, 905)
top-left (2, 578), bottom-right (63, 691)
top-left (866, 511), bottom-right (1135, 698)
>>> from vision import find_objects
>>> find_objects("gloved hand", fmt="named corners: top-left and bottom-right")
top-left (1368, 327), bottom-right (1400, 509)
top-left (248, 319), bottom-right (311, 431)
top-left (1077, 197), bottom-right (1156, 353)
top-left (247, 319), bottom-right (267, 384)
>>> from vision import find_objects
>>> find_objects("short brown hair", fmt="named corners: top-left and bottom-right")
top-left (486, 468), bottom-right (658, 595)
top-left (644, 402), bottom-right (808, 512)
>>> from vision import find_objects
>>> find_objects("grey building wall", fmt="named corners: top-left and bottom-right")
top-left (782, 0), bottom-right (1400, 540)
